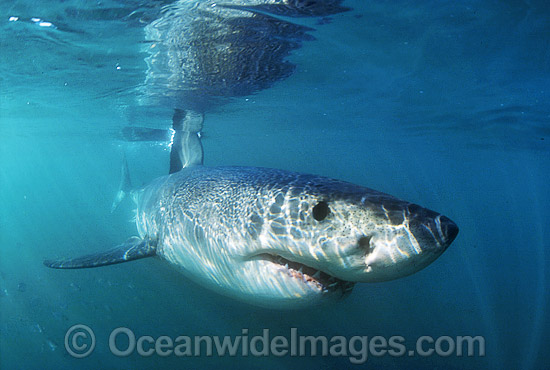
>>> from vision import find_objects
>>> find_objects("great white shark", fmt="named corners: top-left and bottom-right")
top-left (45, 111), bottom-right (458, 309)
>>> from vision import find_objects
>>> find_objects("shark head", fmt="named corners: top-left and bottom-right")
top-left (224, 174), bottom-right (459, 308)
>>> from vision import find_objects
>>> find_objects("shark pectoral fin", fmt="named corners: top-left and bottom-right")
top-left (44, 237), bottom-right (157, 269)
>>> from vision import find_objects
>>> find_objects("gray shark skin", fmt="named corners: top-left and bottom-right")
top-left (45, 164), bottom-right (458, 309)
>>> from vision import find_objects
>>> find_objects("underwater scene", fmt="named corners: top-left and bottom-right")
top-left (1, 0), bottom-right (549, 369)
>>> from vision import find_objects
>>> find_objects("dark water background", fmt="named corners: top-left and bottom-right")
top-left (1, 0), bottom-right (549, 369)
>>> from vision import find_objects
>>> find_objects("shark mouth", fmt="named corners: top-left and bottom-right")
top-left (254, 253), bottom-right (355, 295)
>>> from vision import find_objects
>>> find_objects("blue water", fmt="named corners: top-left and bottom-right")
top-left (1, 0), bottom-right (549, 369)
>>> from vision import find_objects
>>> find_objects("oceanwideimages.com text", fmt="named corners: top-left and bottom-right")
top-left (65, 325), bottom-right (485, 364)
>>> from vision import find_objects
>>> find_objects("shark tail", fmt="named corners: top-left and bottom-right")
top-left (111, 152), bottom-right (133, 213)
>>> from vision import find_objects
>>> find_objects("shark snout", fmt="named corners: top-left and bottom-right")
top-left (351, 203), bottom-right (459, 283)
top-left (437, 215), bottom-right (459, 244)
top-left (409, 212), bottom-right (459, 251)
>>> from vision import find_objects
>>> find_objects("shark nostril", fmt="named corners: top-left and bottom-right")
top-left (358, 236), bottom-right (372, 253)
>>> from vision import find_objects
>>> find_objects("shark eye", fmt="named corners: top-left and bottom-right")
top-left (312, 201), bottom-right (330, 221)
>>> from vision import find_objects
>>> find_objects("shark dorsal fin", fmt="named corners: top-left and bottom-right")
top-left (169, 109), bottom-right (204, 174)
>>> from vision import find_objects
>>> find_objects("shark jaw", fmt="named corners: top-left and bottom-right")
top-left (250, 252), bottom-right (356, 295)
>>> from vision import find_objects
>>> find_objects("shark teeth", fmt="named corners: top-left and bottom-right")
top-left (254, 253), bottom-right (355, 294)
